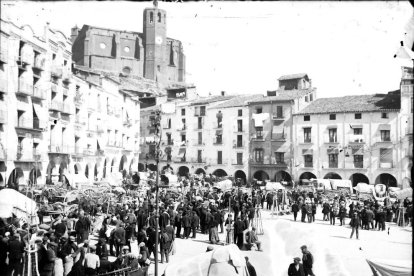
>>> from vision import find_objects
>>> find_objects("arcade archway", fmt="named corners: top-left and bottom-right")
top-left (147, 164), bottom-right (157, 172)
top-left (74, 163), bottom-right (81, 175)
top-left (299, 172), bottom-right (317, 180)
top-left (375, 173), bottom-right (397, 187)
top-left (274, 170), bottom-right (292, 182)
top-left (8, 167), bottom-right (24, 189)
top-left (29, 168), bottom-right (42, 185)
top-left (119, 155), bottom-right (128, 172)
top-left (350, 173), bottom-right (369, 187)
top-left (178, 166), bottom-right (189, 177)
top-left (323, 172), bottom-right (342, 180)
top-left (212, 169), bottom-right (228, 177)
top-left (253, 170), bottom-right (270, 181)
top-left (195, 168), bottom-right (206, 175)
top-left (234, 170), bottom-right (247, 183)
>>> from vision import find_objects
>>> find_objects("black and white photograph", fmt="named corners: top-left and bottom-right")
top-left (0, 1), bottom-right (412, 276)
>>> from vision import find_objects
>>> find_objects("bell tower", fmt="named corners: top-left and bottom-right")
top-left (143, 1), bottom-right (167, 83)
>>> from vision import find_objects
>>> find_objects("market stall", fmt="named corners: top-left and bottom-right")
top-left (0, 188), bottom-right (38, 224)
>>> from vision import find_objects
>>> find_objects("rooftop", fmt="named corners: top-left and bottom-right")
top-left (249, 89), bottom-right (314, 104)
top-left (213, 94), bottom-right (264, 109)
top-left (189, 95), bottom-right (236, 106)
top-left (295, 91), bottom-right (401, 115)
top-left (278, 73), bottom-right (308, 81)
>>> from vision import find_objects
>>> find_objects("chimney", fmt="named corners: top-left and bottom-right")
top-left (221, 91), bottom-right (226, 96)
top-left (71, 25), bottom-right (80, 43)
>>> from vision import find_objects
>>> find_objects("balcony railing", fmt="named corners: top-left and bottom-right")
top-left (83, 149), bottom-right (95, 156)
top-left (18, 52), bottom-right (33, 65)
top-left (349, 134), bottom-right (365, 144)
top-left (379, 162), bottom-right (393, 169)
top-left (33, 86), bottom-right (47, 100)
top-left (213, 139), bottom-right (223, 145)
top-left (62, 69), bottom-right (72, 83)
top-left (272, 133), bottom-right (285, 141)
top-left (33, 56), bottom-right (45, 70)
top-left (51, 64), bottom-right (63, 78)
top-left (0, 110), bottom-right (5, 123)
top-left (272, 114), bottom-right (285, 121)
top-left (49, 100), bottom-right (63, 111)
top-left (0, 48), bottom-right (7, 63)
top-left (329, 162), bottom-right (338, 168)
top-left (17, 80), bottom-right (33, 96)
top-left (48, 144), bottom-right (72, 154)
top-left (233, 142), bottom-right (243, 148)
top-left (16, 118), bottom-right (43, 131)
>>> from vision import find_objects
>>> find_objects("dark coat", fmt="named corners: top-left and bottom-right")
top-left (234, 220), bottom-right (245, 234)
top-left (113, 227), bottom-right (126, 245)
top-left (302, 252), bottom-right (314, 269)
top-left (291, 203), bottom-right (299, 213)
top-left (182, 215), bottom-right (191, 228)
top-left (7, 238), bottom-right (24, 260)
top-left (288, 263), bottom-right (305, 276)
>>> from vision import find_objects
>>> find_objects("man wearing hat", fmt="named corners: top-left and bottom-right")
top-left (7, 233), bottom-right (24, 276)
top-left (288, 257), bottom-right (305, 276)
top-left (300, 245), bottom-right (315, 276)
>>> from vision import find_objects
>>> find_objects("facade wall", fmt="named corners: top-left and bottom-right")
top-left (0, 19), bottom-right (141, 189)
top-left (292, 110), bottom-right (404, 187)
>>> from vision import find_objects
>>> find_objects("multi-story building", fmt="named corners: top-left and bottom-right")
top-left (292, 91), bottom-right (404, 188)
top-left (247, 74), bottom-right (316, 183)
top-left (0, 18), bottom-right (144, 189)
top-left (0, 19), bottom-right (49, 189)
top-left (71, 5), bottom-right (185, 87)
top-left (398, 66), bottom-right (413, 188)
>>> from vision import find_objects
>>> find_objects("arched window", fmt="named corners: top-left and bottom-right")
top-left (149, 12), bottom-right (153, 23)
top-left (158, 12), bottom-right (162, 23)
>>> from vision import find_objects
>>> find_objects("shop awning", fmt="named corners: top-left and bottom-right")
top-left (352, 146), bottom-right (364, 155)
top-left (302, 149), bottom-right (314, 155)
top-left (33, 103), bottom-right (47, 128)
top-left (379, 124), bottom-right (391, 130)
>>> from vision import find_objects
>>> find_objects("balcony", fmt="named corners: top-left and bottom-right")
top-left (252, 134), bottom-right (265, 141)
top-left (272, 114), bottom-right (285, 121)
top-left (74, 93), bottom-right (83, 106)
top-left (349, 134), bottom-right (365, 144)
top-left (48, 144), bottom-right (71, 154)
top-left (33, 86), bottom-right (47, 100)
top-left (213, 139), bottom-right (223, 145)
top-left (51, 83), bottom-right (61, 93)
top-left (83, 149), bottom-right (95, 156)
top-left (96, 149), bottom-right (105, 156)
top-left (62, 69), bottom-right (72, 83)
top-left (272, 133), bottom-right (286, 141)
top-left (61, 103), bottom-right (72, 114)
top-left (51, 64), bottom-right (63, 78)
top-left (49, 100), bottom-right (63, 112)
top-left (0, 110), bottom-right (5, 124)
top-left (18, 52), bottom-right (32, 66)
top-left (0, 48), bottom-right (7, 63)
top-left (16, 79), bottom-right (33, 97)
top-left (233, 142), bottom-right (244, 148)
top-left (33, 56), bottom-right (45, 71)
top-left (15, 118), bottom-right (44, 132)
top-left (304, 162), bottom-right (313, 168)
top-left (379, 162), bottom-right (393, 169)
top-left (354, 162), bottom-right (364, 169)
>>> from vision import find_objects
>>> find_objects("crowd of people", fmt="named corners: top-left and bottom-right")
top-left (0, 175), bottom-right (411, 276)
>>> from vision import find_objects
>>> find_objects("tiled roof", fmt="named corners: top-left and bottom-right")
top-left (278, 73), bottom-right (308, 81)
top-left (189, 95), bottom-right (236, 106)
top-left (249, 89), bottom-right (314, 104)
top-left (213, 94), bottom-right (264, 109)
top-left (295, 91), bottom-right (401, 115)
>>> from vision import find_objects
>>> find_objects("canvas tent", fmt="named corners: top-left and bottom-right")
top-left (0, 189), bottom-right (38, 223)
top-left (163, 244), bottom-right (250, 276)
top-left (265, 182), bottom-right (285, 191)
top-left (393, 188), bottom-right (413, 200)
top-left (312, 179), bottom-right (331, 191)
top-left (355, 183), bottom-right (374, 194)
top-left (214, 179), bottom-right (233, 191)
top-left (366, 258), bottom-right (411, 276)
top-left (330, 179), bottom-right (353, 193)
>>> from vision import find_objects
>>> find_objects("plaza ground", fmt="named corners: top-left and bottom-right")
top-left (144, 206), bottom-right (412, 276)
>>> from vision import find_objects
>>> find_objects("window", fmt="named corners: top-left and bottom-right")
top-left (380, 148), bottom-right (393, 164)
top-left (328, 128), bottom-right (337, 143)
top-left (149, 12), bottom-right (153, 23)
top-left (198, 117), bottom-right (203, 129)
top-left (63, 60), bottom-right (68, 66)
top-left (181, 134), bottom-right (186, 142)
top-left (329, 114), bottom-right (336, 120)
top-left (305, 95), bottom-right (309, 102)
top-left (353, 128), bottom-right (362, 135)
top-left (52, 53), bottom-right (56, 60)
top-left (304, 115), bottom-right (310, 121)
top-left (275, 106), bottom-right (283, 118)
top-left (166, 133), bottom-right (172, 145)
top-left (309, 93), bottom-right (313, 101)
top-left (304, 127), bottom-right (312, 143)
top-left (181, 108), bottom-right (185, 116)
top-left (328, 154), bottom-right (338, 168)
top-left (237, 153), bottom-right (243, 165)
top-left (200, 106), bottom-right (206, 116)
top-left (256, 107), bottom-right (262, 114)
top-left (254, 148), bottom-right (264, 163)
top-left (198, 132), bottom-right (203, 145)
top-left (275, 152), bottom-right (284, 164)
top-left (411, 97), bottom-right (413, 113)
top-left (304, 155), bottom-right (313, 167)
top-left (217, 114), bottom-right (222, 128)
top-left (215, 133), bottom-right (222, 144)
top-left (157, 65), bottom-right (160, 72)
top-left (380, 130), bottom-right (391, 142)
top-left (238, 109), bottom-right (242, 116)
top-left (236, 135), bottom-right (243, 147)
top-left (237, 120), bottom-right (243, 132)
top-left (158, 12), bottom-right (162, 23)
top-left (217, 151), bottom-right (222, 164)
top-left (355, 113), bottom-right (362, 119)
top-left (381, 113), bottom-right (388, 119)
top-left (182, 118), bottom-right (186, 130)
top-left (255, 127), bottom-right (263, 139)
top-left (354, 155), bottom-right (363, 168)
top-left (167, 118), bottom-right (171, 129)
top-left (197, 150), bottom-right (202, 163)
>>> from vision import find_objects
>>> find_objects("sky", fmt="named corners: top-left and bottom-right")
top-left (1, 1), bottom-right (413, 98)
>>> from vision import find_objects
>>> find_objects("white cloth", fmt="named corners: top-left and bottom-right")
top-left (252, 113), bottom-right (269, 127)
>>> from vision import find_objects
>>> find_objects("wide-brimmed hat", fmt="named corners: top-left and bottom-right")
top-left (293, 257), bottom-right (301, 261)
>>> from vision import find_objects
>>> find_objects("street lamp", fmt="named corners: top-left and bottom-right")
top-left (149, 103), bottom-right (175, 276)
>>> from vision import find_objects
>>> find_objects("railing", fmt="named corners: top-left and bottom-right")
top-left (17, 79), bottom-right (33, 96)
top-left (233, 142), bottom-right (243, 148)
top-left (19, 52), bottom-right (33, 65)
top-left (304, 138), bottom-right (312, 143)
top-left (304, 162), bottom-right (313, 168)
top-left (83, 149), bottom-right (95, 156)
top-left (49, 100), bottom-right (63, 111)
top-left (329, 162), bottom-right (338, 168)
top-left (49, 144), bottom-right (72, 154)
top-left (272, 114), bottom-right (285, 120)
top-left (51, 64), bottom-right (63, 78)
top-left (16, 118), bottom-right (43, 130)
top-left (62, 103), bottom-right (72, 114)
top-left (33, 86), bottom-right (47, 99)
top-left (33, 56), bottom-right (45, 70)
top-left (272, 133), bottom-right (285, 141)
top-left (213, 139), bottom-right (223, 145)
top-left (349, 134), bottom-right (365, 143)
